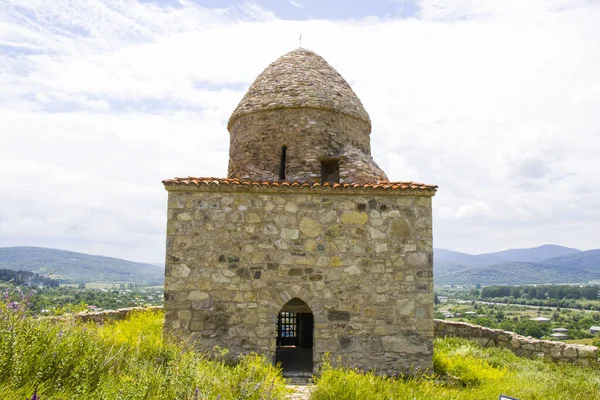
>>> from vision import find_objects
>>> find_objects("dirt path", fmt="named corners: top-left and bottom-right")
top-left (286, 384), bottom-right (313, 400)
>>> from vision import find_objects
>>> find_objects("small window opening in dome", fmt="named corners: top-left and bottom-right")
top-left (279, 146), bottom-right (288, 181)
top-left (321, 160), bottom-right (340, 184)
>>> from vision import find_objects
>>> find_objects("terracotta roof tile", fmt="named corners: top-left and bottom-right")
top-left (162, 177), bottom-right (437, 193)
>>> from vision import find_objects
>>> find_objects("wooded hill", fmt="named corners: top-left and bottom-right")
top-left (0, 247), bottom-right (164, 284)
top-left (434, 245), bottom-right (600, 285)
top-left (0, 268), bottom-right (60, 287)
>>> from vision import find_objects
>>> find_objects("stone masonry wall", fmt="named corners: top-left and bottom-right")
top-left (164, 185), bottom-right (434, 374)
top-left (228, 108), bottom-right (387, 183)
top-left (435, 319), bottom-right (600, 367)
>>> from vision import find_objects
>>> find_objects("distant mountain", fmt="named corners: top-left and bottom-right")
top-left (0, 247), bottom-right (164, 284)
top-left (434, 249), bottom-right (505, 267)
top-left (435, 261), bottom-right (599, 286)
top-left (540, 249), bottom-right (600, 269)
top-left (434, 245), bottom-right (598, 285)
top-left (486, 244), bottom-right (581, 263)
top-left (148, 262), bottom-right (165, 267)
top-left (434, 245), bottom-right (580, 267)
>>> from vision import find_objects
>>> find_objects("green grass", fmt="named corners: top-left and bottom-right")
top-left (310, 338), bottom-right (600, 400)
top-left (0, 303), bottom-right (289, 399)
top-left (2, 298), bottom-right (599, 400)
top-left (565, 338), bottom-right (595, 345)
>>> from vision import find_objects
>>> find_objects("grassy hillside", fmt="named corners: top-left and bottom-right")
top-left (0, 305), bottom-right (288, 399)
top-left (0, 246), bottom-right (164, 284)
top-left (2, 305), bottom-right (598, 399)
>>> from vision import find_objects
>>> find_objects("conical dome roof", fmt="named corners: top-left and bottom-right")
top-left (228, 48), bottom-right (371, 128)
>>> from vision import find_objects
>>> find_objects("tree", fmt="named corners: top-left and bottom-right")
top-left (494, 310), bottom-right (505, 322)
top-left (514, 320), bottom-right (549, 339)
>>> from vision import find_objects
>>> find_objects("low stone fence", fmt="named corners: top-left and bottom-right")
top-left (434, 319), bottom-right (599, 367)
top-left (68, 306), bottom-right (163, 324)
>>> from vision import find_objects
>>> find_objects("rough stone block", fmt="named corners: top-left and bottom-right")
top-left (178, 310), bottom-right (191, 320)
top-left (188, 291), bottom-right (209, 301)
top-left (341, 211), bottom-right (368, 225)
top-left (300, 217), bottom-right (322, 237)
top-left (550, 346), bottom-right (562, 358)
top-left (563, 346), bottom-right (578, 358)
top-left (281, 228), bottom-right (299, 240)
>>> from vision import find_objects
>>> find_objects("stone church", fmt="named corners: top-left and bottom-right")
top-left (162, 48), bottom-right (437, 375)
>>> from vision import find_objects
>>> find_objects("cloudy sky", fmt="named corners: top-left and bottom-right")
top-left (1, 0), bottom-right (599, 263)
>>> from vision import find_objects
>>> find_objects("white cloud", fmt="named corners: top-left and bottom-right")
top-left (456, 201), bottom-right (493, 220)
top-left (284, 0), bottom-right (304, 9)
top-left (0, 0), bottom-right (599, 260)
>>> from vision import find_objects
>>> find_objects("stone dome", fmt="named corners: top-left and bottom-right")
top-left (228, 48), bottom-right (371, 129)
top-left (226, 48), bottom-right (387, 184)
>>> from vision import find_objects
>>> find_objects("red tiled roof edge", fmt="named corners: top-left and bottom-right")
top-left (162, 177), bottom-right (437, 192)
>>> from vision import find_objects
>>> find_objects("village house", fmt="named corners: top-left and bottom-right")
top-left (531, 317), bottom-right (551, 323)
top-left (549, 333), bottom-right (569, 341)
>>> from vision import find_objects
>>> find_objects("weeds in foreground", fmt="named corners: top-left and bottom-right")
top-left (0, 292), bottom-right (289, 400)
top-left (310, 337), bottom-right (600, 400)
top-left (3, 288), bottom-right (598, 400)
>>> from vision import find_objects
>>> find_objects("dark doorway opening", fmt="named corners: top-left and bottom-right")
top-left (275, 298), bottom-right (313, 375)
top-left (320, 159), bottom-right (340, 183)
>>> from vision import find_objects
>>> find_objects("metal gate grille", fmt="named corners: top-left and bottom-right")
top-left (277, 312), bottom-right (297, 346)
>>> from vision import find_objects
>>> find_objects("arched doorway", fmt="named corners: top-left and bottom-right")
top-left (276, 298), bottom-right (314, 374)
